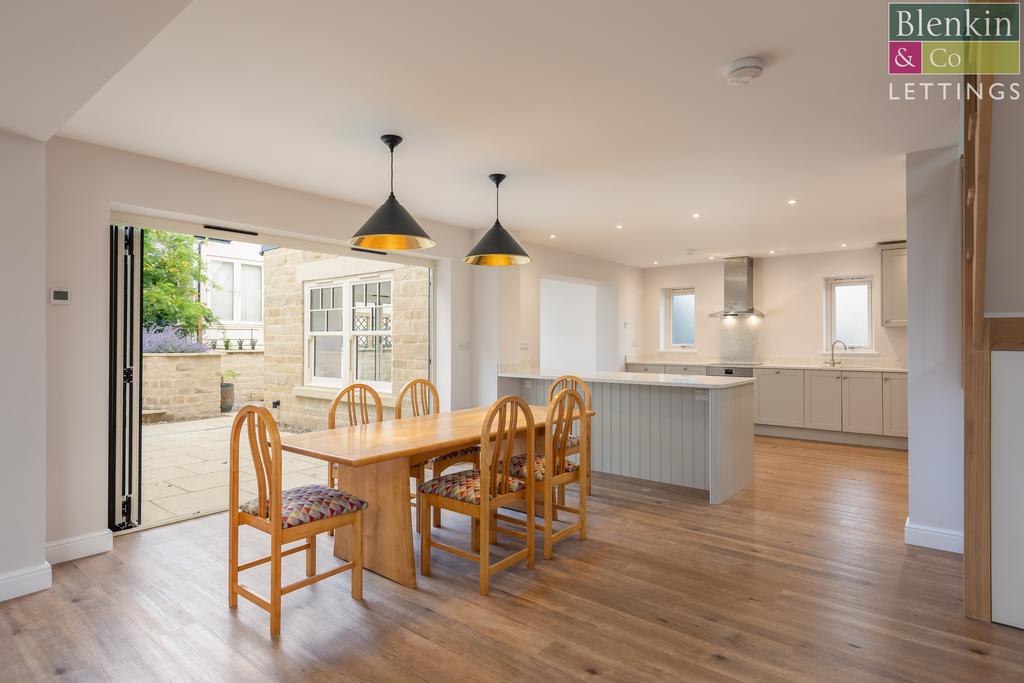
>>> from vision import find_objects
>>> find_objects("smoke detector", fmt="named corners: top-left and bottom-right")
top-left (725, 56), bottom-right (764, 85)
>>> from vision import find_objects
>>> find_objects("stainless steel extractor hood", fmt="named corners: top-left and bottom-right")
top-left (710, 256), bottom-right (764, 318)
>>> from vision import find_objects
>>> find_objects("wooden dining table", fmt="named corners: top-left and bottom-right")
top-left (280, 404), bottom-right (568, 588)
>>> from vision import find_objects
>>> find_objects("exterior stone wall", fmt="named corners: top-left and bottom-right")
top-left (220, 350), bottom-right (264, 405)
top-left (142, 353), bottom-right (221, 421)
top-left (262, 248), bottom-right (430, 431)
top-left (391, 265), bottom-right (430, 394)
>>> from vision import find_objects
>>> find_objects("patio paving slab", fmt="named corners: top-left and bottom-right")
top-left (141, 414), bottom-right (326, 529)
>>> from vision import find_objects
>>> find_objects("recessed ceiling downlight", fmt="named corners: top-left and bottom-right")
top-left (725, 56), bottom-right (764, 85)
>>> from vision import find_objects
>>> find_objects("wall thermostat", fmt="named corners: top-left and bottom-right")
top-left (50, 289), bottom-right (70, 305)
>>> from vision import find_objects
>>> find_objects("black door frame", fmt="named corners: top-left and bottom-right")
top-left (108, 225), bottom-right (143, 530)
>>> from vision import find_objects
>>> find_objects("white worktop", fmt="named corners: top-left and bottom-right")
top-left (498, 368), bottom-right (756, 389)
top-left (626, 359), bottom-right (908, 374)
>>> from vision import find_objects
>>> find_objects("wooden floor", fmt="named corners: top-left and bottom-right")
top-left (4, 437), bottom-right (1024, 681)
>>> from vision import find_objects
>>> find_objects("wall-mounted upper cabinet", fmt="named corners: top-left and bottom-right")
top-left (881, 245), bottom-right (908, 327)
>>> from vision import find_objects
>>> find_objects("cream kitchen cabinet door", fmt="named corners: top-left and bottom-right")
top-left (881, 246), bottom-right (908, 327)
top-left (842, 371), bottom-right (884, 435)
top-left (753, 368), bottom-right (804, 427)
top-left (882, 373), bottom-right (908, 437)
top-left (664, 365), bottom-right (706, 376)
top-left (626, 364), bottom-right (665, 373)
top-left (804, 370), bottom-right (843, 431)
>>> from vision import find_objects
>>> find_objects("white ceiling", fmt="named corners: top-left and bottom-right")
top-left (59, 0), bottom-right (958, 267)
top-left (0, 0), bottom-right (189, 142)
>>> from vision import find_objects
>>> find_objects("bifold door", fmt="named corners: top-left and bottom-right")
top-left (109, 225), bottom-right (143, 530)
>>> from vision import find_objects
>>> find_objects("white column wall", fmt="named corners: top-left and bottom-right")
top-left (904, 145), bottom-right (963, 553)
top-left (0, 130), bottom-right (50, 600)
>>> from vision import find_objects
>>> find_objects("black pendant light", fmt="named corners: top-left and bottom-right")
top-left (464, 173), bottom-right (531, 266)
top-left (350, 134), bottom-right (434, 250)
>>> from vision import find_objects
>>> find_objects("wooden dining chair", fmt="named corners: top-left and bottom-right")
top-left (419, 395), bottom-right (536, 595)
top-left (548, 375), bottom-right (593, 499)
top-left (508, 387), bottom-right (589, 559)
top-left (326, 383), bottom-right (384, 490)
top-left (396, 378), bottom-right (481, 531)
top-left (228, 406), bottom-right (366, 636)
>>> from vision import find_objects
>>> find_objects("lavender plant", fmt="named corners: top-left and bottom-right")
top-left (142, 327), bottom-right (209, 354)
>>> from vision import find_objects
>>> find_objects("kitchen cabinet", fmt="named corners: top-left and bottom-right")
top-left (804, 370), bottom-right (843, 431)
top-left (842, 371), bottom-right (884, 435)
top-left (626, 364), bottom-right (665, 373)
top-left (882, 372), bottom-right (908, 437)
top-left (881, 246), bottom-right (908, 327)
top-left (664, 365), bottom-right (706, 376)
top-left (753, 368), bottom-right (804, 427)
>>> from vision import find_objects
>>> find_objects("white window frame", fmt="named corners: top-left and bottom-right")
top-left (824, 275), bottom-right (874, 352)
top-left (303, 273), bottom-right (394, 394)
top-left (663, 287), bottom-right (697, 349)
top-left (206, 257), bottom-right (263, 324)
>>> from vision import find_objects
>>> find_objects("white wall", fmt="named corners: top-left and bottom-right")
top-left (986, 96), bottom-right (1024, 316)
top-left (0, 130), bottom-right (50, 600)
top-left (503, 241), bottom-right (643, 371)
top-left (45, 137), bottom-right (479, 552)
top-left (992, 351), bottom-right (1024, 628)
top-left (640, 249), bottom-right (908, 364)
top-left (905, 145), bottom-right (963, 553)
top-left (539, 278), bottom-right (598, 372)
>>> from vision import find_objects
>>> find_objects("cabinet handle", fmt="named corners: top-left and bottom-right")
top-left (834, 376), bottom-right (841, 379)
top-left (775, 370), bottom-right (781, 374)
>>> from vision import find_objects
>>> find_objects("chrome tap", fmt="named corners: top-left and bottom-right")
top-left (828, 339), bottom-right (848, 367)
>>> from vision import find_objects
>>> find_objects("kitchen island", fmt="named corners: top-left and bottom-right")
top-left (498, 369), bottom-right (755, 504)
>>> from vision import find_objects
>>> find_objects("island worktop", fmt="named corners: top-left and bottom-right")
top-left (498, 368), bottom-right (755, 388)
top-left (497, 369), bottom-right (754, 504)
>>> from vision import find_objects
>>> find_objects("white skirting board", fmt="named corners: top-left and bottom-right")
top-left (46, 529), bottom-right (113, 565)
top-left (904, 518), bottom-right (963, 554)
top-left (0, 562), bottom-right (52, 602)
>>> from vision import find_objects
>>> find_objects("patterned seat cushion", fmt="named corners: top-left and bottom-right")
top-left (430, 445), bottom-right (481, 465)
top-left (566, 433), bottom-right (580, 448)
top-left (240, 484), bottom-right (368, 529)
top-left (418, 469), bottom-right (526, 504)
top-left (508, 453), bottom-right (579, 482)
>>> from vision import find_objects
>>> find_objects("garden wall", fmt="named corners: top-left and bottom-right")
top-left (221, 350), bottom-right (264, 404)
top-left (142, 350), bottom-right (264, 421)
top-left (141, 353), bottom-right (220, 421)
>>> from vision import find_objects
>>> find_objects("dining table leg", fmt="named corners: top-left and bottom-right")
top-left (332, 457), bottom-right (417, 588)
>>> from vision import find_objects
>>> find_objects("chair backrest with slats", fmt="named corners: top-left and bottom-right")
top-left (230, 405), bottom-right (282, 526)
top-left (480, 395), bottom-right (534, 500)
top-left (328, 383), bottom-right (384, 428)
top-left (548, 375), bottom-right (591, 442)
top-left (546, 388), bottom-right (587, 477)
top-left (547, 375), bottom-right (592, 409)
top-left (395, 378), bottom-right (439, 419)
